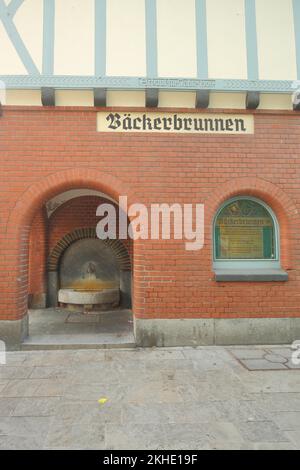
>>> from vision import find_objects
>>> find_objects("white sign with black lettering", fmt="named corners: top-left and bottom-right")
top-left (97, 112), bottom-right (254, 134)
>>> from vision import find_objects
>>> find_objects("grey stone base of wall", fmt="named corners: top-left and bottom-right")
top-left (0, 315), bottom-right (29, 351)
top-left (2, 315), bottom-right (300, 350)
top-left (134, 317), bottom-right (300, 347)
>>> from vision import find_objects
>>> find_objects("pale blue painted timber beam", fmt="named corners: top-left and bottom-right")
top-left (244, 0), bottom-right (259, 80)
top-left (7, 0), bottom-right (24, 17)
top-left (95, 0), bottom-right (106, 76)
top-left (195, 0), bottom-right (208, 79)
top-left (0, 0), bottom-right (40, 75)
top-left (293, 0), bottom-right (300, 79)
top-left (42, 0), bottom-right (55, 75)
top-left (145, 0), bottom-right (158, 78)
top-left (195, 0), bottom-right (209, 107)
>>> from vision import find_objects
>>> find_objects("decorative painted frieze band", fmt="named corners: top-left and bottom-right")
top-left (0, 75), bottom-right (295, 93)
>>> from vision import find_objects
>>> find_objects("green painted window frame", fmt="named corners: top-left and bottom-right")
top-left (213, 196), bottom-right (281, 271)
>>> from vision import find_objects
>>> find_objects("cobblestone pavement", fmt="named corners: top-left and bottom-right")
top-left (0, 346), bottom-right (300, 450)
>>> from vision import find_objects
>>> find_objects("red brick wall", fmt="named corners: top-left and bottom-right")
top-left (28, 207), bottom-right (47, 300)
top-left (1, 106), bottom-right (300, 320)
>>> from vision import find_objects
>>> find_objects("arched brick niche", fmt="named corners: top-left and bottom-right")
top-left (47, 227), bottom-right (132, 309)
top-left (48, 227), bottom-right (131, 271)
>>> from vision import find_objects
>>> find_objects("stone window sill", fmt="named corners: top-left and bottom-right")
top-left (214, 269), bottom-right (288, 282)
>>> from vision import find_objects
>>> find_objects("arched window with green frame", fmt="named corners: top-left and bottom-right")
top-left (213, 197), bottom-right (287, 281)
top-left (215, 197), bottom-right (277, 260)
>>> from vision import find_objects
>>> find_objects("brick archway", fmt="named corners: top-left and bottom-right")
top-left (7, 168), bottom-right (133, 232)
top-left (4, 168), bottom-right (135, 324)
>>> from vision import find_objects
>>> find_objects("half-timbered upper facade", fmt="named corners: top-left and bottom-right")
top-left (1, 0), bottom-right (300, 109)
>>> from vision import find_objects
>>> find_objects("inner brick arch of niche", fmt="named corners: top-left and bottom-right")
top-left (47, 227), bottom-right (132, 308)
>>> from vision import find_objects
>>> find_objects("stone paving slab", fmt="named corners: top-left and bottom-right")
top-left (284, 429), bottom-right (300, 447)
top-left (241, 359), bottom-right (287, 370)
top-left (243, 441), bottom-right (297, 450)
top-left (0, 416), bottom-right (51, 449)
top-left (228, 345), bottom-right (300, 370)
top-left (0, 398), bottom-right (18, 417)
top-left (270, 411), bottom-right (300, 430)
top-left (0, 381), bottom-right (9, 394)
top-left (12, 397), bottom-right (61, 417)
top-left (249, 393), bottom-right (300, 413)
top-left (0, 366), bottom-right (35, 380)
top-left (228, 348), bottom-right (268, 360)
top-left (0, 346), bottom-right (299, 449)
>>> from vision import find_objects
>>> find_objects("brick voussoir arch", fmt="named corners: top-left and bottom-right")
top-left (5, 168), bottom-right (134, 319)
top-left (48, 227), bottom-right (131, 272)
top-left (206, 177), bottom-right (298, 218)
top-left (205, 176), bottom-right (299, 269)
top-left (6, 168), bottom-right (135, 236)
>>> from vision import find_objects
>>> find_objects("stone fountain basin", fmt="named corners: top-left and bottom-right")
top-left (58, 288), bottom-right (120, 306)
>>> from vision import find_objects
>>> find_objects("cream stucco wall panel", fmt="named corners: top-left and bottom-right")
top-left (54, 0), bottom-right (94, 75)
top-left (106, 0), bottom-right (146, 77)
top-left (14, 0), bottom-right (43, 73)
top-left (206, 0), bottom-right (247, 79)
top-left (106, 91), bottom-right (145, 107)
top-left (55, 90), bottom-right (94, 106)
top-left (209, 93), bottom-right (246, 109)
top-left (0, 23), bottom-right (27, 74)
top-left (156, 0), bottom-right (197, 78)
top-left (256, 0), bottom-right (297, 80)
top-left (6, 90), bottom-right (41, 106)
top-left (258, 94), bottom-right (293, 110)
top-left (158, 91), bottom-right (196, 108)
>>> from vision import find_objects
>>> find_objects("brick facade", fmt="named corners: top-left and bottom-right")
top-left (28, 207), bottom-right (47, 305)
top-left (1, 106), bottom-right (300, 323)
